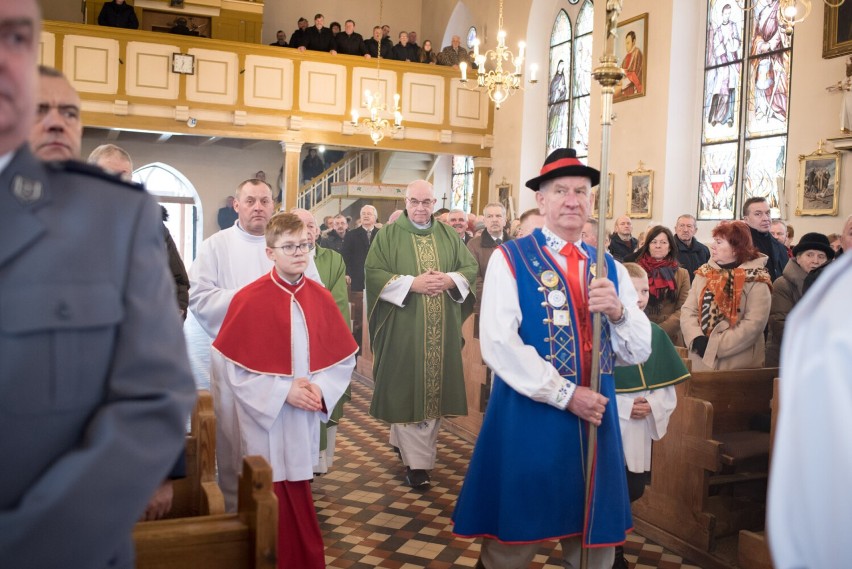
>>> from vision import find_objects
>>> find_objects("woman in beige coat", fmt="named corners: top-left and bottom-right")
top-left (680, 221), bottom-right (772, 371)
top-left (765, 232), bottom-right (834, 366)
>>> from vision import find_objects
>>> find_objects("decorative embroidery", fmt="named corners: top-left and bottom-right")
top-left (412, 233), bottom-right (444, 419)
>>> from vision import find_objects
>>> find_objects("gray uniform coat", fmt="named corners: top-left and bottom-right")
top-left (0, 146), bottom-right (196, 569)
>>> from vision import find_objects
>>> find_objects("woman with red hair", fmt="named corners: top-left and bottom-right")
top-left (680, 221), bottom-right (772, 370)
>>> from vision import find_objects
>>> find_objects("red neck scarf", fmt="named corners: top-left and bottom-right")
top-left (637, 254), bottom-right (679, 301)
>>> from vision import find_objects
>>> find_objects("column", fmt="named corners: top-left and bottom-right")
top-left (472, 157), bottom-right (492, 215)
top-left (280, 141), bottom-right (304, 210)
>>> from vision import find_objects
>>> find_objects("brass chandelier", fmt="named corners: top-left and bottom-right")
top-left (737, 0), bottom-right (846, 35)
top-left (349, 0), bottom-right (403, 145)
top-left (459, 0), bottom-right (536, 109)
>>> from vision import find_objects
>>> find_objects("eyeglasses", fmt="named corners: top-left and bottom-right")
top-left (271, 242), bottom-right (314, 255)
top-left (407, 198), bottom-right (436, 208)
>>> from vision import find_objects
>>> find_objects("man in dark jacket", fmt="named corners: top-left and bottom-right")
top-left (336, 20), bottom-right (369, 57)
top-left (301, 13), bottom-right (337, 53)
top-left (320, 214), bottom-right (348, 253)
top-left (392, 31), bottom-right (418, 62)
top-left (342, 205), bottom-right (379, 350)
top-left (608, 214), bottom-right (637, 261)
top-left (742, 197), bottom-right (788, 281)
top-left (674, 214), bottom-right (710, 281)
top-left (98, 0), bottom-right (138, 29)
top-left (365, 26), bottom-right (393, 59)
top-left (290, 17), bottom-right (308, 49)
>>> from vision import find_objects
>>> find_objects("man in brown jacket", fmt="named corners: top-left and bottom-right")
top-left (466, 202), bottom-right (510, 313)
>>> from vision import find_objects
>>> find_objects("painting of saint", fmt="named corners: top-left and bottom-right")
top-left (614, 14), bottom-right (648, 103)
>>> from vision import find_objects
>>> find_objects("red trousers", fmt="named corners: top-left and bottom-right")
top-left (273, 480), bottom-right (325, 568)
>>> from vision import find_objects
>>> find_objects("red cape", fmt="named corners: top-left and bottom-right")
top-left (213, 270), bottom-right (357, 375)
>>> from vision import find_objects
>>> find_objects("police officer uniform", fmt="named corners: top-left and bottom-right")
top-left (0, 145), bottom-right (196, 569)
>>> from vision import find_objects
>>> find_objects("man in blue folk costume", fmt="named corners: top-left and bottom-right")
top-left (453, 148), bottom-right (652, 569)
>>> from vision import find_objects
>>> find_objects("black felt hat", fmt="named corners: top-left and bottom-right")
top-left (792, 232), bottom-right (835, 260)
top-left (525, 148), bottom-right (601, 191)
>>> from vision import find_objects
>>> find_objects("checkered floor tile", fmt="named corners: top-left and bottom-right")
top-left (316, 380), bottom-right (703, 569)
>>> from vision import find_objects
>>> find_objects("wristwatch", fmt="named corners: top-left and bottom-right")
top-left (608, 302), bottom-right (628, 326)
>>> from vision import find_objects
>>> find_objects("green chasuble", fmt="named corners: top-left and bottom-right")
top-left (315, 245), bottom-right (350, 326)
top-left (615, 323), bottom-right (690, 393)
top-left (365, 212), bottom-right (478, 423)
top-left (314, 245), bottom-right (351, 447)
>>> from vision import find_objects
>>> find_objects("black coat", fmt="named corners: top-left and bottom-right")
top-left (336, 32), bottom-right (367, 56)
top-left (304, 26), bottom-right (336, 52)
top-left (675, 236), bottom-right (710, 282)
top-left (392, 42), bottom-right (418, 62)
top-left (98, 1), bottom-right (139, 29)
top-left (749, 226), bottom-right (789, 281)
top-left (608, 234), bottom-right (638, 262)
top-left (290, 28), bottom-right (307, 49)
top-left (342, 226), bottom-right (379, 292)
top-left (365, 37), bottom-right (393, 59)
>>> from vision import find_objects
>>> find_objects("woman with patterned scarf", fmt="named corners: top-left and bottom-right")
top-left (631, 225), bottom-right (690, 346)
top-left (680, 221), bottom-right (772, 371)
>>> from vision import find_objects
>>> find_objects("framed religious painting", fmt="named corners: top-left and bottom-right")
top-left (497, 180), bottom-right (515, 220)
top-left (795, 145), bottom-right (841, 216)
top-left (613, 13), bottom-right (648, 103)
top-left (823, 3), bottom-right (852, 58)
top-left (626, 165), bottom-right (653, 219)
top-left (590, 173), bottom-right (615, 219)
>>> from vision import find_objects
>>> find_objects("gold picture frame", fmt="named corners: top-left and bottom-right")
top-left (627, 165), bottom-right (653, 219)
top-left (823, 3), bottom-right (852, 59)
top-left (795, 145), bottom-right (841, 216)
top-left (614, 13), bottom-right (648, 103)
top-left (590, 173), bottom-right (615, 219)
top-left (497, 181), bottom-right (515, 220)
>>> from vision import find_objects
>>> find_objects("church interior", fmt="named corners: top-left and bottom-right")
top-left (34, 0), bottom-right (852, 567)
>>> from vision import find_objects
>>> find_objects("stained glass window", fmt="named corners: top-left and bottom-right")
top-left (546, 1), bottom-right (594, 159)
top-left (451, 155), bottom-right (475, 212)
top-left (547, 10), bottom-right (571, 156)
top-left (698, 0), bottom-right (792, 220)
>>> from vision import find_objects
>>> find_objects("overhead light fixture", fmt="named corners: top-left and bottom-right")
top-left (458, 0), bottom-right (537, 109)
top-left (349, 0), bottom-right (403, 145)
top-left (737, 0), bottom-right (845, 35)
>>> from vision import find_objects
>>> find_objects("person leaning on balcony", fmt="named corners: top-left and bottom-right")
top-left (437, 35), bottom-right (472, 68)
top-left (98, 0), bottom-right (139, 30)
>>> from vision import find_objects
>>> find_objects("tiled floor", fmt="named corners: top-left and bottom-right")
top-left (315, 380), bottom-right (702, 569)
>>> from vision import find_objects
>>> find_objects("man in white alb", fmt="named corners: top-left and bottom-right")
top-left (187, 177), bottom-right (275, 511)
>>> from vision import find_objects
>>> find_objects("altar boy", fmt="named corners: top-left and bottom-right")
top-left (211, 212), bottom-right (357, 568)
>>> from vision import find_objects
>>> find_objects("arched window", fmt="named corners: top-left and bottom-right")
top-left (571, 0), bottom-right (594, 159)
top-left (451, 155), bottom-right (475, 212)
top-left (133, 162), bottom-right (203, 263)
top-left (546, 1), bottom-right (594, 159)
top-left (546, 10), bottom-right (572, 156)
top-left (698, 0), bottom-right (792, 220)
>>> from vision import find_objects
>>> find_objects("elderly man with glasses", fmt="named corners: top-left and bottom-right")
top-left (365, 180), bottom-right (478, 488)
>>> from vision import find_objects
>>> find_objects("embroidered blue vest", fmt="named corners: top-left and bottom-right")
top-left (453, 229), bottom-right (632, 546)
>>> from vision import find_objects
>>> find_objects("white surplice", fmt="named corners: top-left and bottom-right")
top-left (615, 387), bottom-right (677, 472)
top-left (211, 297), bottom-right (354, 485)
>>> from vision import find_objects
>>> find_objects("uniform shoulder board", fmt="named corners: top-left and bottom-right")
top-left (48, 160), bottom-right (145, 191)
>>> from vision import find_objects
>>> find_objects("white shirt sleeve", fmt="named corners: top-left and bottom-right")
top-left (446, 272), bottom-right (471, 302)
top-left (610, 260), bottom-right (653, 366)
top-left (645, 385), bottom-right (678, 441)
top-left (479, 252), bottom-right (576, 410)
top-left (378, 275), bottom-right (415, 307)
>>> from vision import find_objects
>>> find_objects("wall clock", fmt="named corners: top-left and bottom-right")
top-left (172, 53), bottom-right (195, 75)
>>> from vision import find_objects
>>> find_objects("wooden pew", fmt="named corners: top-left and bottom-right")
top-left (632, 367), bottom-right (778, 569)
top-left (736, 377), bottom-right (780, 569)
top-left (134, 456), bottom-right (278, 569)
top-left (167, 390), bottom-right (225, 518)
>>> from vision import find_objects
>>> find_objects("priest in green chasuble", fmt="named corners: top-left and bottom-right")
top-left (365, 180), bottom-right (478, 488)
